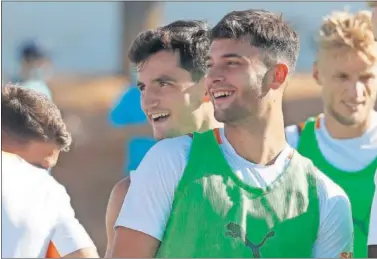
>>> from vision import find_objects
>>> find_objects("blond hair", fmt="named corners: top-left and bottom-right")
top-left (318, 10), bottom-right (376, 63)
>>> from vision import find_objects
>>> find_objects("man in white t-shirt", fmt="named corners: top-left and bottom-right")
top-left (104, 20), bottom-right (222, 257)
top-left (1, 85), bottom-right (98, 258)
top-left (368, 2), bottom-right (377, 257)
top-left (111, 9), bottom-right (353, 258)
top-left (285, 10), bottom-right (377, 258)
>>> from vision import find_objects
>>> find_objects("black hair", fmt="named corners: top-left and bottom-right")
top-left (128, 20), bottom-right (211, 81)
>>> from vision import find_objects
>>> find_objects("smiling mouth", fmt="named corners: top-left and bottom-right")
top-left (149, 112), bottom-right (170, 122)
top-left (212, 90), bottom-right (235, 100)
top-left (343, 101), bottom-right (364, 111)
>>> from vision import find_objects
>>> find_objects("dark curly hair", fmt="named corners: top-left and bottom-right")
top-left (128, 20), bottom-right (211, 82)
top-left (210, 9), bottom-right (300, 72)
top-left (2, 84), bottom-right (72, 151)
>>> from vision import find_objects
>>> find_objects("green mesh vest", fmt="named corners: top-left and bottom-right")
top-left (297, 116), bottom-right (377, 258)
top-left (157, 129), bottom-right (321, 258)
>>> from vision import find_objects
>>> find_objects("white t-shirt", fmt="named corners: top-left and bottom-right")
top-left (285, 112), bottom-right (377, 172)
top-left (115, 128), bottom-right (353, 258)
top-left (1, 152), bottom-right (95, 258)
top-left (285, 112), bottom-right (377, 247)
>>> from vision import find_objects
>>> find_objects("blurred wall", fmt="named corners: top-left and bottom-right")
top-left (2, 1), bottom-right (370, 77)
top-left (2, 2), bottom-right (124, 76)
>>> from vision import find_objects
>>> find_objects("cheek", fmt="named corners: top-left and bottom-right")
top-left (321, 85), bottom-right (338, 105)
top-left (226, 70), bottom-right (252, 90)
top-left (166, 92), bottom-right (190, 113)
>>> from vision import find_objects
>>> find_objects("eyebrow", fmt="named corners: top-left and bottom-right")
top-left (205, 53), bottom-right (244, 62)
top-left (152, 75), bottom-right (177, 83)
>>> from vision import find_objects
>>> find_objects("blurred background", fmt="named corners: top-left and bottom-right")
top-left (2, 1), bottom-right (374, 255)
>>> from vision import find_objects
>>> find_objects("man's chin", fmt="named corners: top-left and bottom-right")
top-left (153, 130), bottom-right (176, 140)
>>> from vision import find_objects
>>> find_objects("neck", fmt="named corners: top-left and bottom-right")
top-left (195, 102), bottom-right (223, 132)
top-left (324, 111), bottom-right (373, 139)
top-left (224, 107), bottom-right (286, 165)
top-left (2, 142), bottom-right (17, 155)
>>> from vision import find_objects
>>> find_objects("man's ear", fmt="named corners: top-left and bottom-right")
top-left (313, 61), bottom-right (321, 86)
top-left (269, 63), bottom-right (289, 90)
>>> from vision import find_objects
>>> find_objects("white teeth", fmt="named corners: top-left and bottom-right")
top-left (150, 112), bottom-right (170, 120)
top-left (213, 91), bottom-right (233, 98)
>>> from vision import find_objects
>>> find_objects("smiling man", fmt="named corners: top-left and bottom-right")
top-left (104, 20), bottom-right (222, 257)
top-left (368, 2), bottom-right (377, 258)
top-left (111, 9), bottom-right (353, 258)
top-left (285, 10), bottom-right (377, 258)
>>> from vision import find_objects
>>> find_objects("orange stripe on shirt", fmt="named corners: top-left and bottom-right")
top-left (46, 242), bottom-right (60, 258)
top-left (315, 115), bottom-right (321, 129)
top-left (213, 128), bottom-right (222, 144)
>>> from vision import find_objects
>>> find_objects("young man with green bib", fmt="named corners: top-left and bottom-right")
top-left (368, 2), bottom-right (377, 258)
top-left (285, 10), bottom-right (377, 258)
top-left (112, 9), bottom-right (353, 258)
top-left (105, 20), bottom-right (222, 257)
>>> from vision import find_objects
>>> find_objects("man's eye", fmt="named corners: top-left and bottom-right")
top-left (159, 81), bottom-right (171, 87)
top-left (337, 74), bottom-right (348, 80)
top-left (138, 85), bottom-right (145, 91)
top-left (227, 61), bottom-right (240, 66)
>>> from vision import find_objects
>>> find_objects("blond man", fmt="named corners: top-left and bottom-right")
top-left (367, 2), bottom-right (377, 258)
top-left (286, 10), bottom-right (377, 258)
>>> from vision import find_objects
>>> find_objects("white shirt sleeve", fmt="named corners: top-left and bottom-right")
top-left (312, 171), bottom-right (354, 258)
top-left (50, 183), bottom-right (96, 257)
top-left (368, 173), bottom-right (377, 245)
top-left (115, 136), bottom-right (191, 241)
top-left (285, 125), bottom-right (300, 149)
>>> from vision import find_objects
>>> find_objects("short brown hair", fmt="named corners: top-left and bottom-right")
top-left (210, 9), bottom-right (300, 73)
top-left (1, 84), bottom-right (72, 151)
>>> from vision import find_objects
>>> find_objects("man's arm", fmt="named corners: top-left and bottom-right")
top-left (110, 137), bottom-right (190, 258)
top-left (312, 171), bottom-right (354, 258)
top-left (104, 177), bottom-right (131, 258)
top-left (368, 175), bottom-right (377, 258)
top-left (50, 184), bottom-right (99, 258)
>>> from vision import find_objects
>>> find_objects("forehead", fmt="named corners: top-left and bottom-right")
top-left (208, 38), bottom-right (261, 59)
top-left (137, 50), bottom-right (190, 82)
top-left (319, 48), bottom-right (377, 74)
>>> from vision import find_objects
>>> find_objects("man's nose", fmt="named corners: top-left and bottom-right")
top-left (141, 87), bottom-right (160, 111)
top-left (206, 67), bottom-right (225, 86)
top-left (348, 81), bottom-right (366, 99)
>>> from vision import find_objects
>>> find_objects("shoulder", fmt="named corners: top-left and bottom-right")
top-left (314, 169), bottom-right (351, 215)
top-left (107, 177), bottom-right (131, 216)
top-left (130, 135), bottom-right (193, 186)
top-left (110, 177), bottom-right (131, 201)
top-left (4, 153), bottom-right (58, 192)
top-left (138, 135), bottom-right (193, 169)
top-left (106, 177), bottom-right (131, 239)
